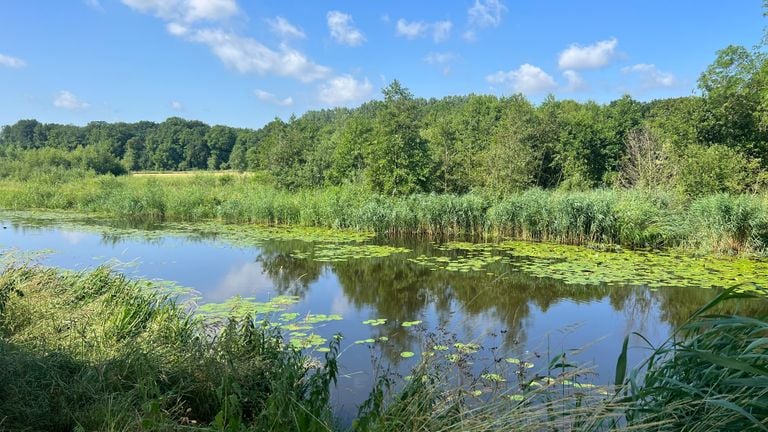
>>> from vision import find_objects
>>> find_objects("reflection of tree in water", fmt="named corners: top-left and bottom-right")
top-left (255, 240), bottom-right (324, 298)
top-left (652, 285), bottom-right (768, 329)
top-left (251, 237), bottom-right (768, 361)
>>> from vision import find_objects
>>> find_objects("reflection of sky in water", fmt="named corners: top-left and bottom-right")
top-left (0, 217), bottom-right (732, 420)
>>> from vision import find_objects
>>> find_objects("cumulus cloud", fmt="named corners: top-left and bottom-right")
top-left (424, 51), bottom-right (460, 75)
top-left (266, 16), bottom-right (305, 40)
top-left (562, 69), bottom-right (586, 92)
top-left (53, 91), bottom-right (89, 110)
top-left (396, 19), bottom-right (453, 42)
top-left (318, 74), bottom-right (373, 106)
top-left (558, 38), bottom-right (618, 70)
top-left (254, 89), bottom-right (294, 106)
top-left (486, 64), bottom-right (557, 94)
top-left (396, 19), bottom-right (429, 39)
top-left (170, 100), bottom-right (184, 110)
top-left (121, 0), bottom-right (239, 23)
top-left (327, 11), bottom-right (365, 46)
top-left (432, 20), bottom-right (453, 42)
top-left (468, 0), bottom-right (506, 28)
top-left (0, 53), bottom-right (25, 68)
top-left (166, 22), bottom-right (189, 35)
top-left (189, 29), bottom-right (330, 82)
top-left (622, 63), bottom-right (677, 89)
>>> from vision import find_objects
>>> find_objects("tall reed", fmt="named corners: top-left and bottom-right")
top-left (0, 173), bottom-right (766, 254)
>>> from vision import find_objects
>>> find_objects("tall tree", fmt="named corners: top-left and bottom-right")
top-left (365, 80), bottom-right (430, 195)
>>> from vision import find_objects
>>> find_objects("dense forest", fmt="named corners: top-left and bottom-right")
top-left (1, 44), bottom-right (767, 198)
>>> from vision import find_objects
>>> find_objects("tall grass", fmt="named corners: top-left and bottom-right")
top-left (618, 285), bottom-right (768, 431)
top-left (0, 265), bottom-right (339, 431)
top-left (1, 173), bottom-right (767, 254)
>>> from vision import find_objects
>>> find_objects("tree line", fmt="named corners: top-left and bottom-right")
top-left (1, 44), bottom-right (766, 197)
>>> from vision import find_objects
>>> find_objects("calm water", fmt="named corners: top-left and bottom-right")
top-left (1, 212), bottom-right (760, 421)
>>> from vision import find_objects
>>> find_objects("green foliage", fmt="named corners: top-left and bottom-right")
top-left (675, 144), bottom-right (758, 197)
top-left (622, 287), bottom-right (768, 431)
top-left (2, 47), bottom-right (767, 195)
top-left (365, 80), bottom-right (431, 195)
top-left (0, 265), bottom-right (340, 431)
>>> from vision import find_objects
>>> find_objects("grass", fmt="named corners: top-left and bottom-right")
top-left (0, 172), bottom-right (767, 255)
top-left (618, 285), bottom-right (768, 431)
top-left (1, 264), bottom-right (767, 430)
top-left (0, 265), bottom-right (340, 432)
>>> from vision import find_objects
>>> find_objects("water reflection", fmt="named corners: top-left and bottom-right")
top-left (2, 213), bottom-right (768, 385)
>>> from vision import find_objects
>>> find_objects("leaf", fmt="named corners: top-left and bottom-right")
top-left (615, 335), bottom-right (629, 388)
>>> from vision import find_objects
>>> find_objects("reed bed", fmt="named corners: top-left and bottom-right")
top-left (0, 173), bottom-right (767, 254)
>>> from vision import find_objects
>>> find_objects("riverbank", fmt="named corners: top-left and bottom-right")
top-left (1, 264), bottom-right (766, 430)
top-left (1, 173), bottom-right (766, 256)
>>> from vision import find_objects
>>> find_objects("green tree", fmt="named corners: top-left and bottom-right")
top-left (205, 125), bottom-right (237, 170)
top-left (484, 95), bottom-right (540, 194)
top-left (365, 81), bottom-right (430, 195)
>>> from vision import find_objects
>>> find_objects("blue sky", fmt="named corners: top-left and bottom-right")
top-left (0, 0), bottom-right (764, 128)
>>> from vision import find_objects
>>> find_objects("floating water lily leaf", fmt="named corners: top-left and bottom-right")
top-left (292, 244), bottom-right (410, 262)
top-left (432, 345), bottom-right (449, 351)
top-left (353, 338), bottom-right (376, 344)
top-left (401, 320), bottom-right (422, 327)
top-left (304, 313), bottom-right (343, 324)
top-left (280, 312), bottom-right (299, 321)
top-left (504, 358), bottom-right (520, 364)
top-left (400, 351), bottom-right (415, 358)
top-left (362, 318), bottom-right (387, 326)
top-left (289, 333), bottom-right (326, 349)
top-left (481, 373), bottom-right (506, 382)
top-left (454, 342), bottom-right (480, 354)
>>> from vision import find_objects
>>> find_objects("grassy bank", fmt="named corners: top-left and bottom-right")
top-left (0, 173), bottom-right (767, 255)
top-left (1, 265), bottom-right (767, 431)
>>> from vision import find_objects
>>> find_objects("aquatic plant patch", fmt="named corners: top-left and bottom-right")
top-left (291, 244), bottom-right (410, 262)
top-left (416, 240), bottom-right (768, 290)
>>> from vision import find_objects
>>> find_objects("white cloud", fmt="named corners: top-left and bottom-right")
top-left (266, 16), bottom-right (305, 40)
top-left (396, 19), bottom-right (453, 42)
top-left (558, 38), bottom-right (618, 70)
top-left (461, 30), bottom-right (477, 42)
top-left (166, 22), bottom-right (189, 35)
top-left (318, 74), bottom-right (373, 106)
top-left (468, 0), bottom-right (506, 28)
top-left (190, 29), bottom-right (330, 82)
top-left (424, 51), bottom-right (460, 75)
top-left (126, 1), bottom-right (328, 83)
top-left (486, 64), bottom-right (557, 94)
top-left (396, 19), bottom-right (429, 39)
top-left (53, 91), bottom-right (89, 110)
top-left (562, 69), bottom-right (586, 92)
top-left (254, 89), bottom-right (293, 106)
top-left (622, 63), bottom-right (677, 89)
top-left (171, 100), bottom-right (184, 110)
top-left (121, 0), bottom-right (238, 23)
top-left (0, 53), bottom-right (25, 68)
top-left (327, 11), bottom-right (365, 46)
top-left (432, 20), bottom-right (453, 42)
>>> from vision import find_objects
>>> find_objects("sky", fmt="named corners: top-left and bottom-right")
top-left (0, 0), bottom-right (765, 129)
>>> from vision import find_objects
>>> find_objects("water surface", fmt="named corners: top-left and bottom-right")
top-left (2, 211), bottom-right (765, 420)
